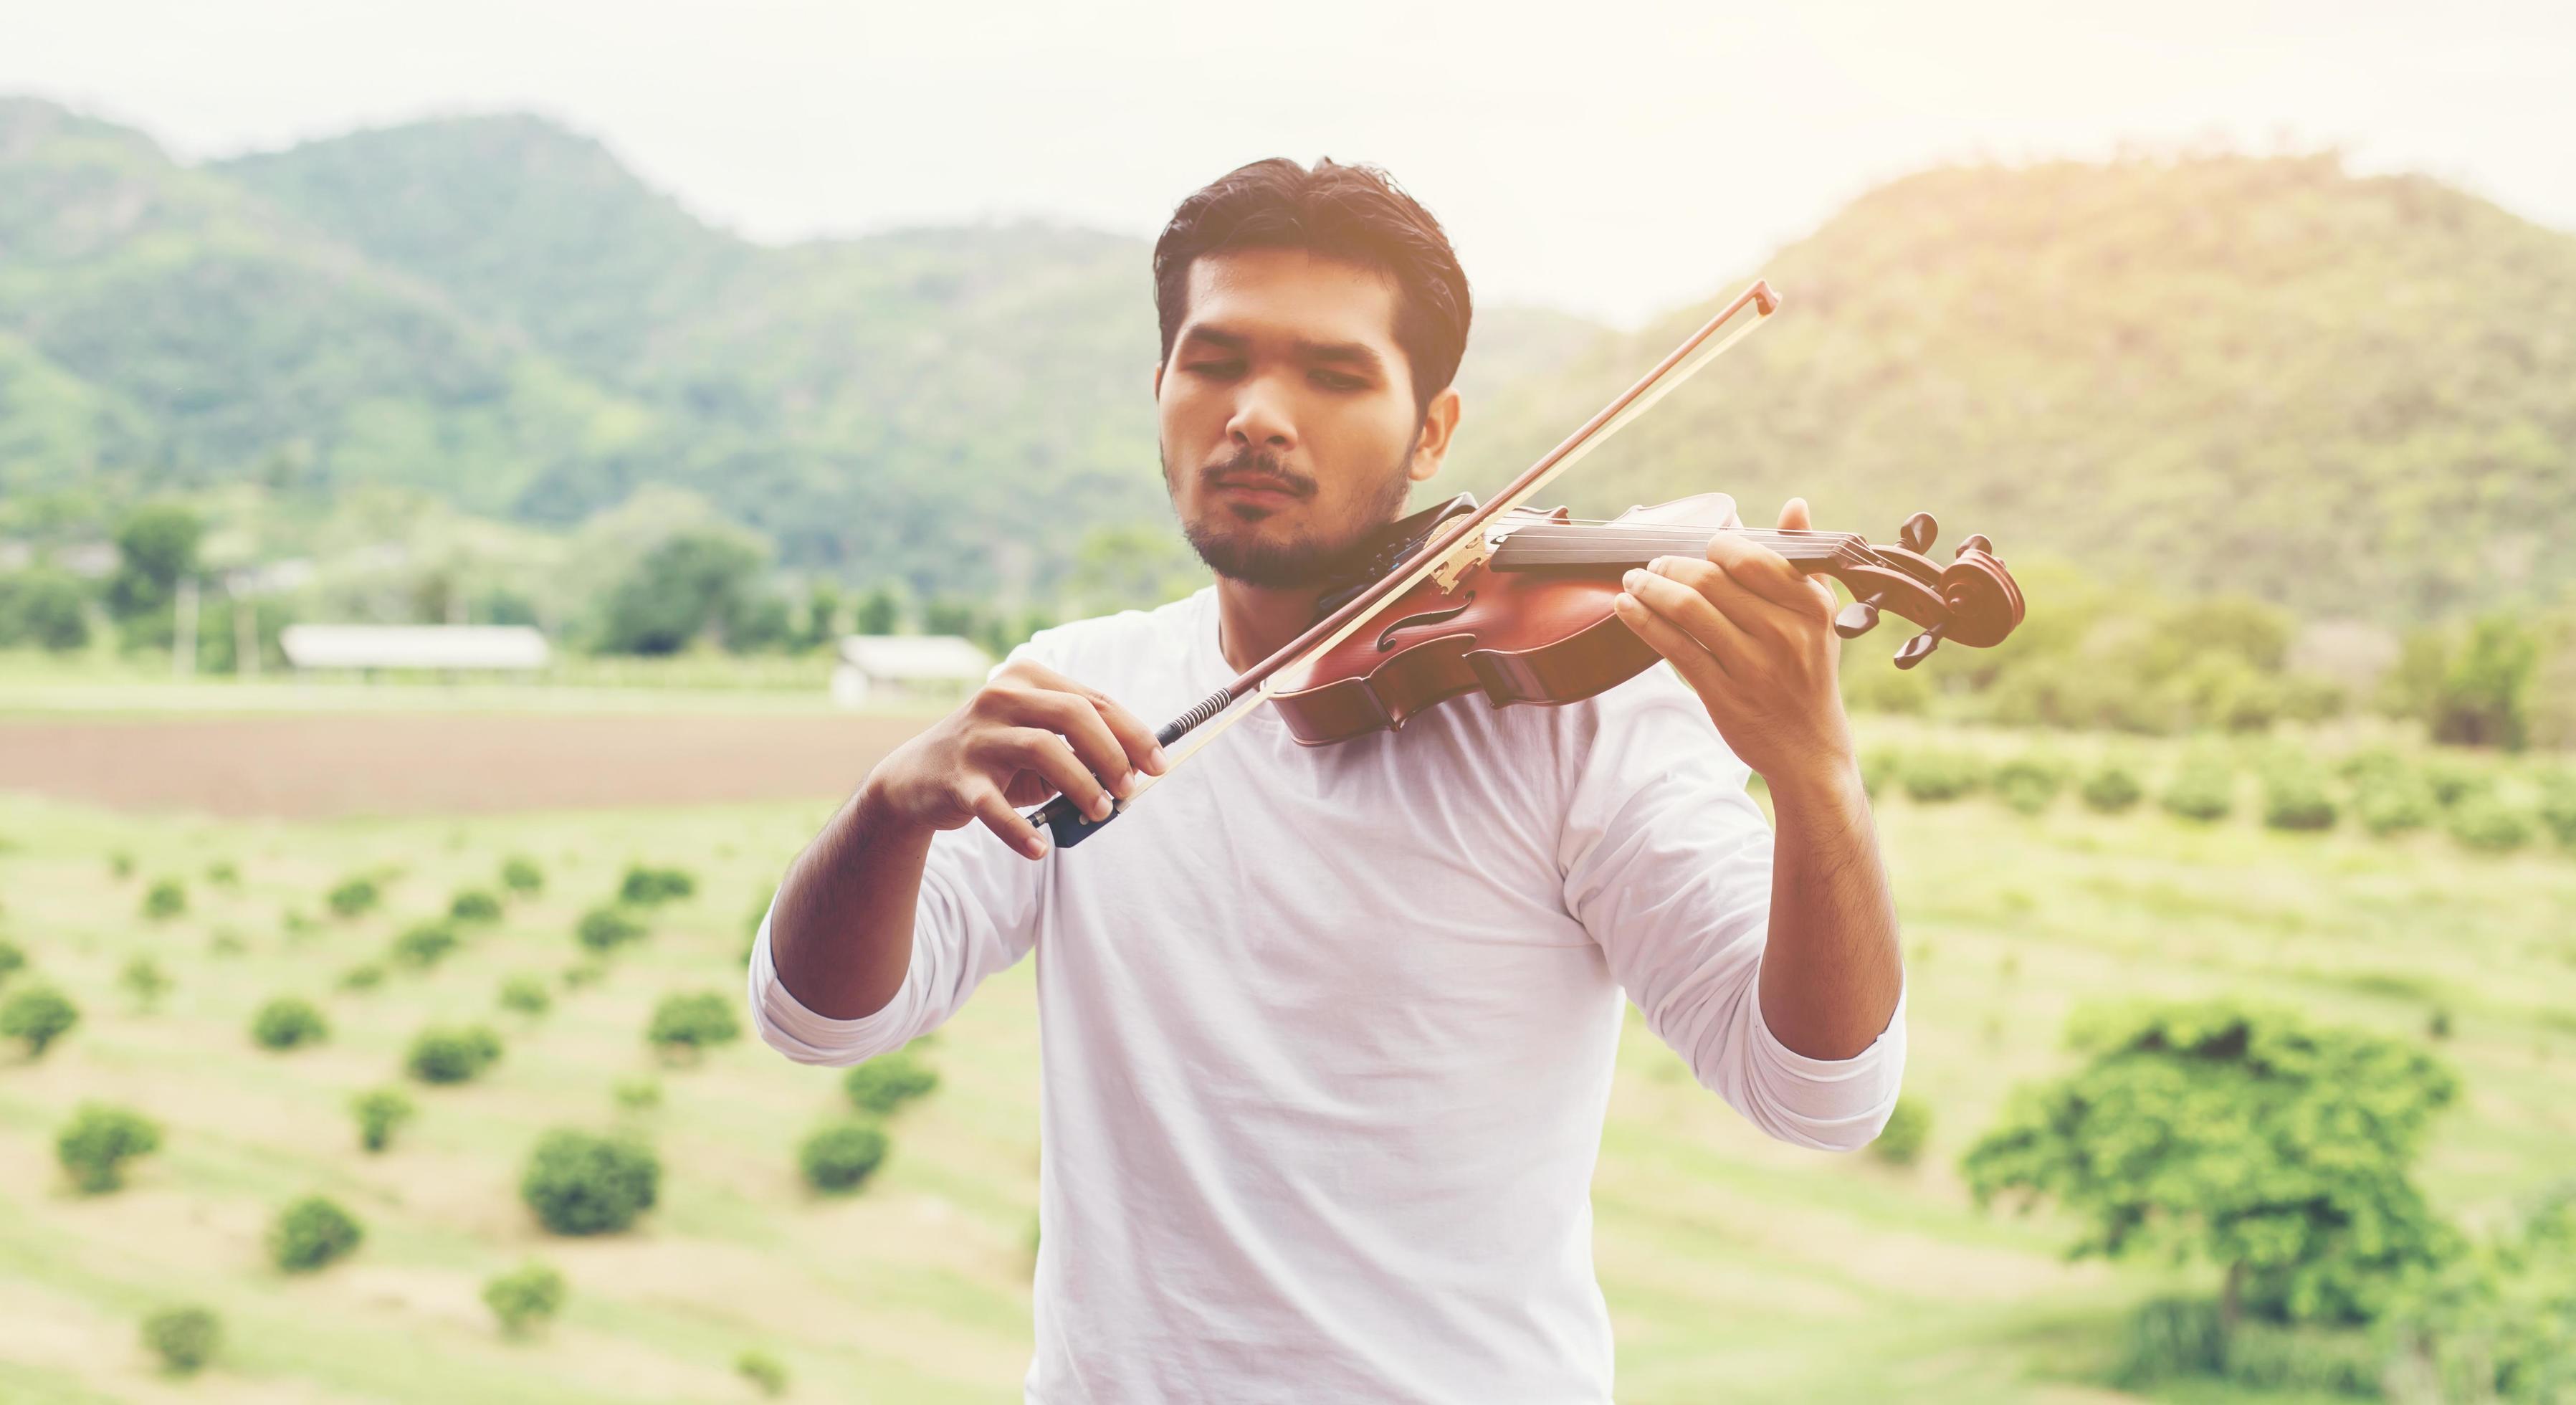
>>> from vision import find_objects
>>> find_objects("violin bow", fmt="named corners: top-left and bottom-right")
top-left (1031, 280), bottom-right (1784, 849)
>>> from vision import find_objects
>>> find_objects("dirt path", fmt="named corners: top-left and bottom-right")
top-left (0, 713), bottom-right (932, 817)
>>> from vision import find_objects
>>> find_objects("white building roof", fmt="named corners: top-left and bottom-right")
top-left (280, 624), bottom-right (551, 671)
top-left (837, 634), bottom-right (993, 680)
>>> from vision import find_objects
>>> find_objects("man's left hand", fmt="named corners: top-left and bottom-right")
top-left (1611, 496), bottom-right (1856, 791)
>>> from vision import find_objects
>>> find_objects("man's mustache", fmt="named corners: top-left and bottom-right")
top-left (1201, 449), bottom-right (1317, 500)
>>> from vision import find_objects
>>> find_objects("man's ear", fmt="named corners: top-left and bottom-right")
top-left (1408, 386), bottom-right (1463, 484)
top-left (1151, 360), bottom-right (1164, 401)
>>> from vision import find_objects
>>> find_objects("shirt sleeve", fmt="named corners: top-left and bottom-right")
top-left (1557, 665), bottom-right (1906, 1152)
top-left (748, 649), bottom-right (1055, 1068)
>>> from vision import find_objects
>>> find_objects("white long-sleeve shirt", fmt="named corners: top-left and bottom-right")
top-left (750, 585), bottom-right (1904, 1404)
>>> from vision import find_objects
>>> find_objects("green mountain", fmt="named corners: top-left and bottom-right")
top-left (1449, 155), bottom-right (2576, 621)
top-left (5, 99), bottom-right (2570, 620)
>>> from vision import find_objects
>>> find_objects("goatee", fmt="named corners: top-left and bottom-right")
top-left (1165, 439), bottom-right (1416, 590)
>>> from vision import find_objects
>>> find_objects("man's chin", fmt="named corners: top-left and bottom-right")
top-left (1184, 520), bottom-right (1350, 591)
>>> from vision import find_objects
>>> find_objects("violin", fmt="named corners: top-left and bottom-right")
top-left (1031, 280), bottom-right (2026, 849)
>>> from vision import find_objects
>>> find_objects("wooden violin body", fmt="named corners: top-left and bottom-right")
top-left (1271, 492), bottom-right (2024, 746)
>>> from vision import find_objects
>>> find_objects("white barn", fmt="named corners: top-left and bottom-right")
top-left (280, 624), bottom-right (551, 674)
top-left (831, 635), bottom-right (992, 707)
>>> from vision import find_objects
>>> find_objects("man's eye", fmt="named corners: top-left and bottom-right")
top-left (1311, 371), bottom-right (1366, 391)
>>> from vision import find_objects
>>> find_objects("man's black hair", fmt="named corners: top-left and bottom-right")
top-left (1153, 158), bottom-right (1473, 412)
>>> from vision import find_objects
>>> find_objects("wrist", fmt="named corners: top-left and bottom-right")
top-left (1760, 752), bottom-right (1865, 815)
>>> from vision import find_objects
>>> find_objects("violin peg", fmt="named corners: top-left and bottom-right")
top-left (1958, 533), bottom-right (1993, 556)
top-left (1833, 594), bottom-right (1882, 639)
top-left (1898, 512), bottom-right (1938, 556)
top-left (1894, 623), bottom-right (1945, 670)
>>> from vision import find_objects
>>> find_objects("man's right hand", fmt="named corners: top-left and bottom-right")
top-left (862, 659), bottom-right (1168, 859)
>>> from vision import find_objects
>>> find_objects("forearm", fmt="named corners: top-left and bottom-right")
top-left (768, 778), bottom-right (937, 1021)
top-left (1753, 760), bottom-right (1904, 1061)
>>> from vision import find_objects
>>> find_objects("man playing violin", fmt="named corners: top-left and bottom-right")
top-left (751, 158), bottom-right (1905, 1402)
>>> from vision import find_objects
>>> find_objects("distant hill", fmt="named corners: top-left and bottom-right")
top-left (5, 100), bottom-right (2571, 618)
top-left (1449, 155), bottom-right (2576, 621)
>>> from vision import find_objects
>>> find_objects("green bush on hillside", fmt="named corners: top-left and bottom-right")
top-left (57, 1102), bottom-right (162, 1193)
top-left (645, 991), bottom-right (741, 1058)
top-left (619, 865), bottom-right (697, 906)
top-left (500, 854), bottom-right (545, 897)
top-left (118, 956), bottom-right (171, 1009)
top-left (497, 973), bottom-right (553, 1017)
top-left (249, 996), bottom-right (329, 1051)
top-left (2354, 768), bottom-right (2437, 836)
top-left (2079, 763), bottom-right (2144, 814)
top-left (736, 1350), bottom-right (791, 1397)
top-left (2537, 773), bottom-right (2576, 849)
top-left (800, 1120), bottom-right (890, 1194)
top-left (2160, 753), bottom-right (2236, 823)
top-left (2259, 763), bottom-right (2338, 832)
top-left (1, 984), bottom-right (80, 1057)
top-left (389, 921), bottom-right (460, 969)
top-left (140, 1305), bottom-right (221, 1375)
top-left (406, 1024), bottom-right (505, 1084)
top-left (2446, 796), bottom-right (2531, 854)
top-left (844, 1052), bottom-right (938, 1115)
top-left (206, 860), bottom-right (240, 888)
top-left (1871, 1096), bottom-right (1932, 1167)
top-left (0, 937), bottom-right (24, 984)
top-left (449, 889), bottom-right (503, 925)
top-left (269, 1196), bottom-right (363, 1272)
top-left (338, 961), bottom-right (386, 992)
top-left (576, 905), bottom-right (646, 953)
top-left (482, 1261), bottom-right (568, 1338)
top-left (142, 877), bottom-right (187, 920)
top-left (520, 1130), bottom-right (660, 1235)
top-left (351, 1086), bottom-right (415, 1153)
top-left (1899, 751), bottom-right (1982, 803)
top-left (1991, 756), bottom-right (2065, 815)
top-left (326, 875), bottom-right (381, 920)
top-left (2419, 755), bottom-right (2494, 809)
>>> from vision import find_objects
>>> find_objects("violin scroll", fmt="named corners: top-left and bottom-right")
top-left (1822, 514), bottom-right (2026, 669)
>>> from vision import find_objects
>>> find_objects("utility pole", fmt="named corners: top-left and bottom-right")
top-left (173, 576), bottom-right (199, 681)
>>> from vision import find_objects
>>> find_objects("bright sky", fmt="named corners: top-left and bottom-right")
top-left (12, 0), bottom-right (2572, 324)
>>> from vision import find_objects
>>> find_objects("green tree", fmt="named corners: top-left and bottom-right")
top-left (497, 973), bottom-right (553, 1017)
top-left (249, 996), bottom-right (330, 1050)
top-left (576, 905), bottom-right (646, 952)
top-left (351, 1086), bottom-right (415, 1153)
top-left (140, 1305), bottom-right (221, 1375)
top-left (800, 1120), bottom-right (889, 1194)
top-left (449, 888), bottom-right (503, 924)
top-left (269, 1196), bottom-right (363, 1272)
top-left (0, 568), bottom-right (93, 651)
top-left (482, 1261), bottom-right (568, 1338)
top-left (1965, 1001), bottom-right (2458, 1328)
top-left (645, 991), bottom-right (741, 1059)
top-left (406, 1025), bottom-right (504, 1084)
top-left (56, 1103), bottom-right (162, 1193)
top-left (1, 983), bottom-right (80, 1057)
top-left (799, 578), bottom-right (841, 649)
top-left (852, 585), bottom-right (901, 635)
top-left (598, 530), bottom-right (766, 654)
top-left (844, 1052), bottom-right (938, 1115)
top-left (499, 854), bottom-right (545, 897)
top-left (520, 1129), bottom-right (660, 1235)
top-left (105, 503), bottom-right (201, 620)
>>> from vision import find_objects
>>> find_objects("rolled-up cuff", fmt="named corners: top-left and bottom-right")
top-left (745, 913), bottom-right (917, 1067)
top-left (1741, 981), bottom-right (1908, 1152)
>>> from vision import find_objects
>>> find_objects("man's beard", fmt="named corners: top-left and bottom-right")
top-left (1165, 435), bottom-right (1418, 590)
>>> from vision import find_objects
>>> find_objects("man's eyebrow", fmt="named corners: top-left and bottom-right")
top-left (1297, 340), bottom-right (1385, 373)
top-left (1175, 327), bottom-right (1248, 351)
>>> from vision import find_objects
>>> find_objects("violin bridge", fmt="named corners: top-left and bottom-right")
top-left (1427, 530), bottom-right (1496, 594)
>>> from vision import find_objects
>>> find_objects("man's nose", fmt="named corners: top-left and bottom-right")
top-left (1226, 374), bottom-right (1297, 451)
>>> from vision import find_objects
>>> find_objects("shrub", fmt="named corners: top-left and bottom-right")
top-left (249, 996), bottom-right (329, 1051)
top-left (2420, 755), bottom-right (2494, 809)
top-left (618, 865), bottom-right (696, 906)
top-left (576, 905), bottom-right (646, 953)
top-left (500, 854), bottom-right (545, 897)
top-left (1, 983), bottom-right (80, 1057)
top-left (646, 991), bottom-right (742, 1058)
top-left (0, 937), bottom-right (24, 983)
top-left (57, 1102), bottom-right (162, 1193)
top-left (406, 1024), bottom-right (505, 1084)
top-left (2160, 753), bottom-right (2236, 822)
top-left (2078, 763), bottom-right (2143, 814)
top-left (1990, 756), bottom-right (2064, 815)
top-left (614, 1076), bottom-right (663, 1113)
top-left (1871, 1095), bottom-right (1932, 1167)
top-left (338, 961), bottom-right (386, 991)
top-left (206, 860), bottom-right (240, 888)
top-left (351, 1086), bottom-right (415, 1153)
top-left (143, 877), bottom-right (187, 920)
top-left (2446, 795), bottom-right (2532, 853)
top-left (118, 956), bottom-right (171, 1009)
top-left (2537, 772), bottom-right (2576, 849)
top-left (560, 958), bottom-right (608, 989)
top-left (326, 875), bottom-right (381, 920)
top-left (520, 1130), bottom-right (660, 1235)
top-left (140, 1305), bottom-right (221, 1375)
top-left (207, 929), bottom-right (248, 958)
top-left (801, 1120), bottom-right (890, 1194)
top-left (737, 1349), bottom-right (790, 1397)
top-left (110, 849), bottom-right (135, 880)
top-left (1899, 751), bottom-right (1981, 803)
top-left (2259, 764), bottom-right (2338, 833)
top-left (449, 889), bottom-right (504, 925)
top-left (497, 973), bottom-right (553, 1017)
top-left (2354, 770), bottom-right (2437, 836)
top-left (844, 1052), bottom-right (939, 1115)
top-left (482, 1261), bottom-right (568, 1337)
top-left (269, 1196), bottom-right (363, 1272)
top-left (389, 921), bottom-right (460, 969)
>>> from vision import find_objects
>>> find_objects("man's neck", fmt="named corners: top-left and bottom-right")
top-left (1212, 576), bottom-right (1326, 675)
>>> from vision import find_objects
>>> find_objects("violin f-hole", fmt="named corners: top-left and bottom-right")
top-left (1375, 592), bottom-right (1476, 651)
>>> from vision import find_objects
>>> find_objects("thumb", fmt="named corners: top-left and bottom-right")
top-left (1776, 497), bottom-right (1812, 531)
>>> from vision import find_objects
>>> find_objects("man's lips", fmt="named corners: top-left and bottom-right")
top-left (1211, 474), bottom-right (1307, 502)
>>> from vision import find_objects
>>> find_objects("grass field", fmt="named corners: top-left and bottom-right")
top-left (1, 718), bottom-right (2572, 1401)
